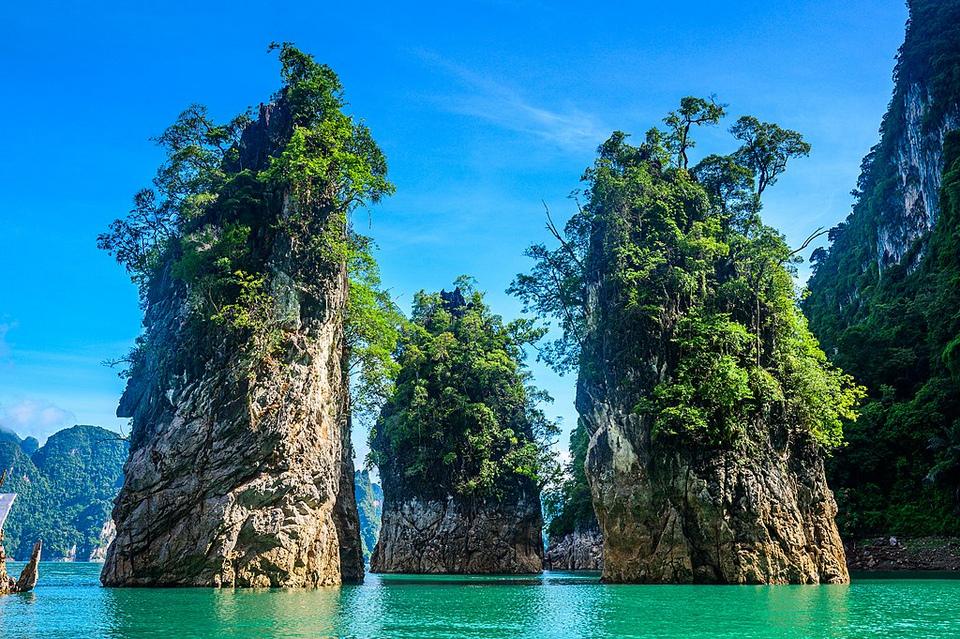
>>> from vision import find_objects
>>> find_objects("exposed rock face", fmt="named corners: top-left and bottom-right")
top-left (88, 519), bottom-right (116, 563)
top-left (0, 533), bottom-right (41, 595)
top-left (371, 491), bottom-right (543, 574)
top-left (544, 527), bottom-right (603, 571)
top-left (101, 101), bottom-right (363, 588)
top-left (582, 397), bottom-right (848, 583)
top-left (878, 82), bottom-right (960, 268)
top-left (575, 145), bottom-right (849, 584)
top-left (368, 286), bottom-right (548, 574)
top-left (354, 470), bottom-right (383, 562)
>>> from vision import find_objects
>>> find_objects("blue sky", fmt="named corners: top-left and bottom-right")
top-left (0, 0), bottom-right (907, 462)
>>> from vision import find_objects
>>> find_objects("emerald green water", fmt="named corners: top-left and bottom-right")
top-left (2, 564), bottom-right (959, 638)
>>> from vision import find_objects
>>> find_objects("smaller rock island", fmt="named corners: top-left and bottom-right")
top-left (369, 284), bottom-right (554, 574)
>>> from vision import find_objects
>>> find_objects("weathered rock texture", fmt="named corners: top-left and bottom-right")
top-left (544, 527), bottom-right (603, 571)
top-left (371, 491), bottom-right (543, 573)
top-left (88, 519), bottom-right (116, 563)
top-left (101, 101), bottom-right (363, 587)
top-left (582, 400), bottom-right (848, 583)
top-left (879, 83), bottom-right (960, 268)
top-left (0, 534), bottom-right (41, 595)
top-left (802, 0), bottom-right (960, 541)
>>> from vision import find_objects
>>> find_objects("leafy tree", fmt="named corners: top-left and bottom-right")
top-left (347, 235), bottom-right (404, 419)
top-left (369, 279), bottom-right (559, 499)
top-left (513, 97), bottom-right (862, 454)
top-left (730, 116), bottom-right (811, 198)
top-left (663, 96), bottom-right (726, 169)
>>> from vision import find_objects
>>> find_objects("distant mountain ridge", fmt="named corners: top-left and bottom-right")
top-left (0, 425), bottom-right (127, 560)
top-left (354, 470), bottom-right (382, 563)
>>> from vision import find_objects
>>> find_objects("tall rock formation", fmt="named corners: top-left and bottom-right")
top-left (100, 46), bottom-right (390, 587)
top-left (369, 286), bottom-right (550, 574)
top-left (804, 0), bottom-right (960, 538)
top-left (372, 491), bottom-right (543, 574)
top-left (514, 105), bottom-right (860, 583)
top-left (543, 527), bottom-right (603, 571)
top-left (0, 535), bottom-right (41, 595)
top-left (576, 131), bottom-right (854, 583)
top-left (354, 470), bottom-right (383, 562)
top-left (1, 470), bottom-right (42, 595)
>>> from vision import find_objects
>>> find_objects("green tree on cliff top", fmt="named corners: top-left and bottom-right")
top-left (511, 97), bottom-right (862, 451)
top-left (98, 43), bottom-right (401, 415)
top-left (369, 278), bottom-right (559, 499)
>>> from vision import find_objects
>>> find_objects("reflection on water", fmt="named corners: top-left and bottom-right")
top-left (2, 564), bottom-right (959, 639)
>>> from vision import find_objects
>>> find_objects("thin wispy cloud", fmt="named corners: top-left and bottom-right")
top-left (416, 50), bottom-right (606, 152)
top-left (0, 398), bottom-right (76, 442)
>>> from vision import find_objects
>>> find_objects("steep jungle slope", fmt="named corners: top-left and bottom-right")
top-left (804, 0), bottom-right (960, 537)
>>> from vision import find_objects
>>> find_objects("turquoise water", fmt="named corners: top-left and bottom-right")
top-left (2, 563), bottom-right (959, 638)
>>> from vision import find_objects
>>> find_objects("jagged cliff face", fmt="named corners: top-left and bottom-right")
top-left (101, 101), bottom-right (363, 587)
top-left (803, 1), bottom-right (960, 539)
top-left (371, 490), bottom-right (543, 574)
top-left (543, 527), bottom-right (603, 571)
top-left (809, 0), bottom-right (960, 290)
top-left (579, 358), bottom-right (847, 584)
top-left (878, 76), bottom-right (960, 268)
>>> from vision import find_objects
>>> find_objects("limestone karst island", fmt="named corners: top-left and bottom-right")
top-left (1, 1), bottom-right (959, 637)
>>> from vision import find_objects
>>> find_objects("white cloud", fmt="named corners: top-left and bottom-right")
top-left (0, 399), bottom-right (75, 442)
top-left (418, 51), bottom-right (606, 152)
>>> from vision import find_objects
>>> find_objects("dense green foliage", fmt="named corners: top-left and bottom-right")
top-left (512, 99), bottom-right (862, 452)
top-left (805, 133), bottom-right (960, 536)
top-left (99, 43), bottom-right (400, 414)
top-left (803, 0), bottom-right (960, 537)
top-left (0, 426), bottom-right (127, 560)
top-left (354, 469), bottom-right (383, 562)
top-left (369, 280), bottom-right (559, 499)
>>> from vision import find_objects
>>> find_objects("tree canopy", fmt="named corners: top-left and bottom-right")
top-left (369, 279), bottom-right (559, 499)
top-left (98, 43), bottom-right (401, 412)
top-left (512, 97), bottom-right (862, 450)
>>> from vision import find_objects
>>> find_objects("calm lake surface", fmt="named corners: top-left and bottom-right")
top-left (2, 563), bottom-right (959, 638)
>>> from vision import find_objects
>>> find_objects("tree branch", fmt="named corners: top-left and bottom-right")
top-left (782, 226), bottom-right (828, 263)
top-left (543, 201), bottom-right (585, 270)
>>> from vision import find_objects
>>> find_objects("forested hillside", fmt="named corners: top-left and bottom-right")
top-left (804, 0), bottom-right (960, 537)
top-left (0, 425), bottom-right (127, 560)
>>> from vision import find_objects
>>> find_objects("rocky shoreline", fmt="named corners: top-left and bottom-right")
top-left (845, 537), bottom-right (960, 572)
